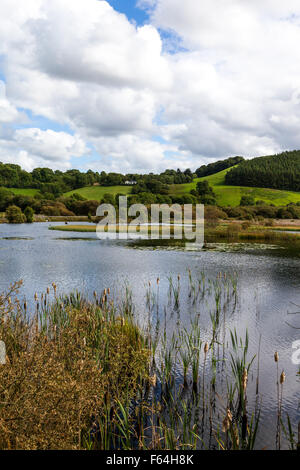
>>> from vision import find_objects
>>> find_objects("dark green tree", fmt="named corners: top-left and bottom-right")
top-left (24, 206), bottom-right (34, 223)
top-left (240, 195), bottom-right (255, 206)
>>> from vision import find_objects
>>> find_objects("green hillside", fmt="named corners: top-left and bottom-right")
top-left (64, 185), bottom-right (132, 200)
top-left (170, 168), bottom-right (300, 207)
top-left (225, 150), bottom-right (300, 191)
top-left (9, 188), bottom-right (40, 197)
top-left (63, 168), bottom-right (300, 207)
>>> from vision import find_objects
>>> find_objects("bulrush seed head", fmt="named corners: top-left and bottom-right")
top-left (242, 368), bottom-right (248, 392)
top-left (274, 351), bottom-right (279, 363)
top-left (149, 374), bottom-right (157, 387)
top-left (222, 408), bottom-right (233, 432)
top-left (280, 371), bottom-right (286, 385)
top-left (204, 342), bottom-right (209, 355)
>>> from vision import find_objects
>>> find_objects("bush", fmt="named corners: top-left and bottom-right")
top-left (240, 195), bottom-right (255, 206)
top-left (0, 283), bottom-right (149, 450)
top-left (24, 206), bottom-right (34, 223)
top-left (6, 205), bottom-right (25, 224)
top-left (41, 202), bottom-right (74, 217)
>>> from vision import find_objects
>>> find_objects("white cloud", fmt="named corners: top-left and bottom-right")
top-left (0, 82), bottom-right (20, 123)
top-left (1, 1), bottom-right (300, 172)
top-left (0, 128), bottom-right (89, 171)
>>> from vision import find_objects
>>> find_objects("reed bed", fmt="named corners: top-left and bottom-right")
top-left (0, 274), bottom-right (298, 450)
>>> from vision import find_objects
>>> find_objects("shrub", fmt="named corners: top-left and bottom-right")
top-left (24, 206), bottom-right (34, 223)
top-left (6, 205), bottom-right (25, 224)
top-left (0, 283), bottom-right (149, 450)
top-left (41, 202), bottom-right (74, 217)
top-left (240, 195), bottom-right (255, 206)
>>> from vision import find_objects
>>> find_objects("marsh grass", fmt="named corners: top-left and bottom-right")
top-left (0, 273), bottom-right (297, 450)
top-left (0, 282), bottom-right (149, 450)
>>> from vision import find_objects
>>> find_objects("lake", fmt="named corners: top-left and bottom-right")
top-left (0, 222), bottom-right (299, 449)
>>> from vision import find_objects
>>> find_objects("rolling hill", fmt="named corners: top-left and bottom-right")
top-left (225, 150), bottom-right (300, 191)
top-left (170, 167), bottom-right (300, 207)
top-left (8, 165), bottom-right (300, 208)
top-left (64, 185), bottom-right (132, 199)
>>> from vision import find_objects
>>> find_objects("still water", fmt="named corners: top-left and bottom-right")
top-left (0, 222), bottom-right (299, 449)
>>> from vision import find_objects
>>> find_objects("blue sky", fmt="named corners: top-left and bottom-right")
top-left (0, 1), bottom-right (300, 173)
top-left (106, 0), bottom-right (148, 25)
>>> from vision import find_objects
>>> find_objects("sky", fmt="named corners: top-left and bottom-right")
top-left (1, 1), bottom-right (300, 174)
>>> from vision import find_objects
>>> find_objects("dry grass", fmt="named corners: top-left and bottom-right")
top-left (0, 283), bottom-right (149, 450)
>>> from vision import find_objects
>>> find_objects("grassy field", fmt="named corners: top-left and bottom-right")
top-left (170, 167), bottom-right (300, 206)
top-left (8, 168), bottom-right (300, 208)
top-left (64, 185), bottom-right (132, 200)
top-left (9, 188), bottom-right (40, 197)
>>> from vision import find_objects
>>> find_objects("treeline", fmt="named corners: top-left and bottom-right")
top-left (225, 151), bottom-right (300, 191)
top-left (0, 163), bottom-right (195, 196)
top-left (195, 156), bottom-right (244, 178)
top-left (0, 187), bottom-right (200, 217)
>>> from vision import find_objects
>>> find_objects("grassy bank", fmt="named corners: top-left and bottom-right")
top-left (0, 282), bottom-right (149, 450)
top-left (48, 223), bottom-right (300, 245)
top-left (0, 277), bottom-right (297, 450)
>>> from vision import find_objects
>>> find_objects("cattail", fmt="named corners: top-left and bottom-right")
top-left (157, 278), bottom-right (160, 285)
top-left (93, 291), bottom-right (97, 298)
top-left (178, 275), bottom-right (181, 281)
top-left (47, 287), bottom-right (50, 295)
top-left (204, 342), bottom-right (209, 355)
top-left (233, 425), bottom-right (239, 446)
top-left (149, 374), bottom-right (157, 387)
top-left (24, 302), bottom-right (27, 311)
top-left (34, 292), bottom-right (38, 301)
top-left (274, 351), bottom-right (279, 363)
top-left (107, 288), bottom-right (111, 295)
top-left (103, 289), bottom-right (107, 296)
top-left (222, 408), bottom-right (233, 432)
top-left (8, 297), bottom-right (11, 305)
top-left (242, 368), bottom-right (248, 392)
top-left (280, 371), bottom-right (286, 385)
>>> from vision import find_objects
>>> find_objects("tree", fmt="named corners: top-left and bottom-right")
top-left (6, 205), bottom-right (25, 224)
top-left (24, 206), bottom-right (34, 223)
top-left (194, 181), bottom-right (216, 205)
top-left (240, 195), bottom-right (255, 206)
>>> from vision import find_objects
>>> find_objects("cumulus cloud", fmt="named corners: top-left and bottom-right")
top-left (0, 128), bottom-right (89, 171)
top-left (0, 82), bottom-right (20, 123)
top-left (1, 0), bottom-right (300, 172)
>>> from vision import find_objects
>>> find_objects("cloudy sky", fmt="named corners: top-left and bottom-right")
top-left (0, 0), bottom-right (300, 173)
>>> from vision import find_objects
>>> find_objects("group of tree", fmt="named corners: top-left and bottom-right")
top-left (195, 156), bottom-right (244, 178)
top-left (0, 163), bottom-right (196, 197)
top-left (225, 151), bottom-right (300, 192)
top-left (190, 180), bottom-right (217, 205)
top-left (6, 205), bottom-right (34, 224)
